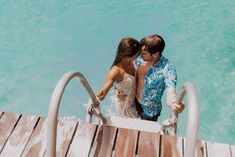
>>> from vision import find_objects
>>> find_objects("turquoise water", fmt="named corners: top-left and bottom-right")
top-left (0, 0), bottom-right (235, 144)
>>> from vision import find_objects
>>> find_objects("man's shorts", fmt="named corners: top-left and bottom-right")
top-left (135, 98), bottom-right (160, 122)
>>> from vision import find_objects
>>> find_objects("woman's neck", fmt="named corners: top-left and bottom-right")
top-left (117, 60), bottom-right (135, 75)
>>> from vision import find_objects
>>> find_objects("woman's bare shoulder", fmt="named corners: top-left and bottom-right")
top-left (109, 66), bottom-right (124, 81)
top-left (109, 66), bottom-right (121, 75)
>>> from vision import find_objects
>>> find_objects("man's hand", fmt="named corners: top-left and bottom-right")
top-left (115, 88), bottom-right (127, 101)
top-left (166, 88), bottom-right (185, 114)
top-left (171, 101), bottom-right (185, 114)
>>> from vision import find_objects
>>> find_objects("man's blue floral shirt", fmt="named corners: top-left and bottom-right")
top-left (135, 55), bottom-right (177, 117)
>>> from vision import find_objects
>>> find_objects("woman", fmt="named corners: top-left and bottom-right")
top-left (96, 37), bottom-right (140, 118)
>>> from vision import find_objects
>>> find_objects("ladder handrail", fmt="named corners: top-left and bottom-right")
top-left (47, 70), bottom-right (198, 157)
top-left (176, 83), bottom-right (199, 157)
top-left (47, 71), bottom-right (101, 157)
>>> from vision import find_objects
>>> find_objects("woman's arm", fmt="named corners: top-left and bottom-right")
top-left (96, 67), bottom-right (120, 102)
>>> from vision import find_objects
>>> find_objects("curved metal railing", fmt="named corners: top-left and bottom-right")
top-left (175, 83), bottom-right (199, 157)
top-left (47, 71), bottom-right (198, 157)
top-left (47, 71), bottom-right (104, 157)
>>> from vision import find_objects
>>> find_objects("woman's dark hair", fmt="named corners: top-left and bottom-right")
top-left (111, 37), bottom-right (140, 68)
top-left (140, 34), bottom-right (165, 55)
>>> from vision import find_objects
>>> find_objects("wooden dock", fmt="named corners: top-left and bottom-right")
top-left (0, 111), bottom-right (234, 157)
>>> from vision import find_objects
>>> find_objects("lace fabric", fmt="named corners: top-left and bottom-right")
top-left (111, 73), bottom-right (140, 118)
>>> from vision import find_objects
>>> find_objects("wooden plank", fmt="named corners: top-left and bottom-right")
top-left (0, 111), bottom-right (3, 118)
top-left (21, 117), bottom-right (47, 157)
top-left (183, 138), bottom-right (207, 157)
top-left (0, 112), bottom-right (21, 152)
top-left (67, 123), bottom-right (97, 157)
top-left (114, 128), bottom-right (138, 157)
top-left (89, 126), bottom-right (117, 157)
top-left (107, 116), bottom-right (161, 133)
top-left (54, 119), bottom-right (78, 157)
top-left (207, 141), bottom-right (231, 157)
top-left (175, 136), bottom-right (183, 156)
top-left (231, 145), bottom-right (235, 157)
top-left (137, 131), bottom-right (160, 157)
top-left (0, 114), bottom-right (39, 157)
top-left (28, 117), bottom-right (78, 157)
top-left (195, 140), bottom-right (207, 157)
top-left (161, 135), bottom-right (183, 157)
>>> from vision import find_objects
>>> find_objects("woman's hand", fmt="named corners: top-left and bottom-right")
top-left (115, 88), bottom-right (127, 101)
top-left (96, 90), bottom-right (106, 101)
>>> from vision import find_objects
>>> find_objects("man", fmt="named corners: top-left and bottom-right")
top-left (119, 34), bottom-right (184, 121)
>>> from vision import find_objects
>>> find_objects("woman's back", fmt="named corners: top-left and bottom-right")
top-left (112, 70), bottom-right (139, 118)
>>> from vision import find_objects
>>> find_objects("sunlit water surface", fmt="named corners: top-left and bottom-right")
top-left (0, 0), bottom-right (235, 144)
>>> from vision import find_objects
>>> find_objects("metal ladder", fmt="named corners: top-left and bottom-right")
top-left (47, 71), bottom-right (198, 157)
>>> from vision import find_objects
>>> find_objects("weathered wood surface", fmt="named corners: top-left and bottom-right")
top-left (137, 131), bottom-right (160, 157)
top-left (0, 111), bottom-right (235, 157)
top-left (22, 117), bottom-right (47, 157)
top-left (231, 145), bottom-right (235, 157)
top-left (114, 128), bottom-right (138, 157)
top-left (184, 138), bottom-right (208, 157)
top-left (0, 111), bottom-right (3, 118)
top-left (0, 112), bottom-right (21, 152)
top-left (195, 140), bottom-right (207, 157)
top-left (89, 126), bottom-right (117, 157)
top-left (67, 123), bottom-right (97, 157)
top-left (207, 141), bottom-right (231, 157)
top-left (53, 119), bottom-right (78, 157)
top-left (0, 114), bottom-right (39, 157)
top-left (161, 134), bottom-right (183, 157)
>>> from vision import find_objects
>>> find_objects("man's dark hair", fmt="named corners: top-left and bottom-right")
top-left (140, 34), bottom-right (165, 55)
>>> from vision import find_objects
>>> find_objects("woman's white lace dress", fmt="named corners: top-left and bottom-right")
top-left (111, 72), bottom-right (140, 118)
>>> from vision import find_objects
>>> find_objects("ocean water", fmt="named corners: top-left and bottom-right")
top-left (0, 0), bottom-right (235, 144)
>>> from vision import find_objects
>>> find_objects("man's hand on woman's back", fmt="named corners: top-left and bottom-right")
top-left (115, 88), bottom-right (127, 101)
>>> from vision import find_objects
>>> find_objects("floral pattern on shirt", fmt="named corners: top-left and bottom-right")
top-left (135, 55), bottom-right (177, 117)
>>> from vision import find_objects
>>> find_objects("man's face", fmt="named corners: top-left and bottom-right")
top-left (141, 45), bottom-right (155, 61)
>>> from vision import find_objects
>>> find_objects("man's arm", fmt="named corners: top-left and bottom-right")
top-left (166, 87), bottom-right (185, 114)
top-left (164, 61), bottom-right (184, 114)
